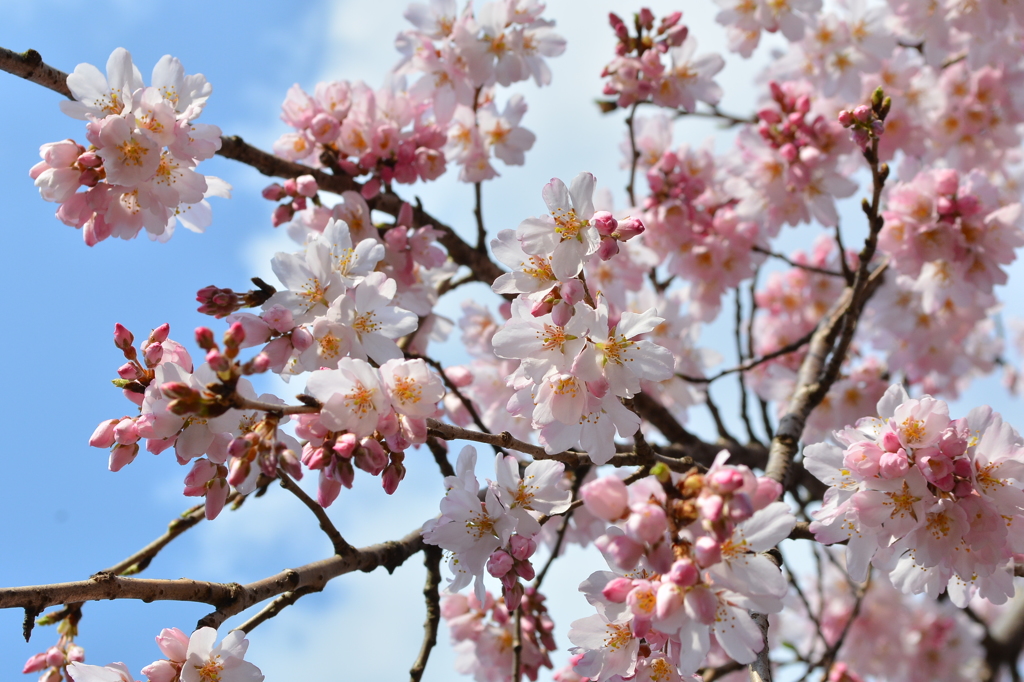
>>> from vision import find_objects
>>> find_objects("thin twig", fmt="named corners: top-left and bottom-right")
top-left (277, 470), bottom-right (353, 555)
top-left (625, 102), bottom-right (641, 206)
top-left (512, 604), bottom-right (523, 682)
top-left (677, 328), bottom-right (816, 384)
top-left (734, 287), bottom-right (759, 445)
top-left (752, 246), bottom-right (845, 278)
top-left (533, 466), bottom-right (591, 589)
top-left (233, 586), bottom-right (320, 634)
top-left (409, 545), bottom-right (444, 682)
top-left (704, 389), bottom-right (737, 443)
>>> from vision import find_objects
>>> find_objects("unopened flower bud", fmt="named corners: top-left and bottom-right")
top-left (614, 216), bottom-right (644, 240)
top-left (382, 453), bottom-right (406, 494)
top-left (559, 279), bottom-right (585, 306)
top-left (117, 362), bottom-right (140, 380)
top-left (656, 582), bottom-right (684, 620)
top-left (510, 534), bottom-right (537, 561)
top-left (224, 322), bottom-right (246, 348)
top-left (291, 326), bottom-right (314, 352)
top-left (592, 210), bottom-right (618, 236)
top-left (596, 237), bottom-right (619, 260)
top-left (48, 648), bottom-right (66, 669)
top-left (143, 341), bottom-right (164, 367)
top-left (594, 533), bottom-right (644, 570)
top-left (551, 301), bottom-right (573, 327)
top-left (195, 327), bottom-right (216, 350)
top-left (504, 582), bottom-right (525, 611)
top-left (694, 536), bottom-right (721, 566)
top-left (581, 476), bottom-right (629, 521)
top-left (283, 178), bottom-right (298, 196)
top-left (141, 660), bottom-right (178, 682)
top-left (837, 109), bottom-right (854, 127)
top-left (113, 417), bottom-right (140, 445)
top-left (852, 104), bottom-right (872, 123)
top-left (271, 204), bottom-right (294, 227)
top-left (89, 418), bottom-right (119, 448)
top-left (602, 577), bottom-right (633, 602)
top-left (668, 558), bottom-right (698, 587)
top-left (114, 323), bottom-right (135, 351)
top-left (66, 645), bottom-right (85, 663)
top-left (262, 183), bottom-right (286, 201)
top-left (638, 7), bottom-right (655, 29)
top-left (109, 443), bottom-right (139, 472)
top-left (206, 349), bottom-right (231, 373)
top-left (708, 468), bottom-right (744, 493)
top-left (444, 366), bottom-right (473, 388)
top-left (487, 550), bottom-right (514, 577)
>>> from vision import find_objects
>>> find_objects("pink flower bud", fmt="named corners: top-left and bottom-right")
top-left (262, 183), bottom-right (286, 201)
top-left (205, 479), bottom-right (229, 520)
top-left (262, 305), bottom-right (294, 333)
top-left (953, 457), bottom-right (973, 478)
top-left (283, 178), bottom-right (298, 196)
top-left (708, 468), bottom-right (745, 493)
top-left (309, 112), bottom-right (341, 144)
top-left (114, 323), bottom-right (134, 350)
top-left (934, 169), bottom-right (959, 196)
top-left (581, 476), bottom-right (629, 521)
top-left (694, 536), bottom-right (721, 566)
top-left (663, 24), bottom-right (688, 46)
top-left (288, 327), bottom-right (312, 353)
top-left (685, 586), bottom-right (718, 625)
top-left (592, 210), bottom-right (618, 236)
top-left (668, 558), bottom-right (698, 587)
top-left (227, 458), bottom-right (251, 488)
top-left (271, 204), bottom-right (294, 227)
top-left (113, 417), bottom-right (140, 445)
top-left (332, 433), bottom-right (358, 458)
top-left (595, 533), bottom-right (644, 570)
top-left (559, 279), bottom-right (585, 305)
top-left (66, 644), bottom-right (85, 663)
top-left (160, 382), bottom-right (194, 399)
top-left (514, 559), bottom-right (535, 581)
top-left (752, 477), bottom-right (783, 509)
top-left (504, 582), bottom-right (525, 611)
top-left (878, 449), bottom-right (909, 479)
top-left (109, 443), bottom-right (139, 472)
top-left (956, 194), bottom-right (979, 215)
top-left (487, 550), bottom-right (514, 577)
top-left (90, 419), bottom-right (119, 448)
top-left (195, 327), bottom-right (216, 350)
top-left (596, 237), bottom-right (619, 260)
top-left (444, 366), bottom-right (473, 388)
top-left (602, 577), bottom-right (633, 602)
top-left (551, 301), bottom-right (573, 327)
top-left (249, 353), bottom-right (271, 374)
top-left (149, 323), bottom-right (170, 344)
top-left (143, 341), bottom-right (164, 367)
top-left (356, 438), bottom-right (388, 475)
top-left (382, 454), bottom-right (406, 495)
top-left (780, 143), bottom-right (799, 163)
top-left (656, 582), bottom-right (684, 620)
top-left (22, 653), bottom-right (47, 674)
top-left (78, 149), bottom-right (102, 168)
top-left (224, 322), bottom-right (246, 348)
top-left (837, 109), bottom-right (854, 127)
top-left (141, 660), bottom-right (179, 682)
top-left (296, 174), bottom-right (319, 197)
top-left (880, 428), bottom-right (902, 453)
top-left (626, 503), bottom-right (667, 544)
top-left (638, 7), bottom-right (655, 29)
top-left (696, 494), bottom-right (723, 522)
top-left (614, 216), bottom-right (645, 240)
top-left (117, 362), bottom-right (140, 380)
top-left (302, 445), bottom-right (329, 470)
top-left (44, 647), bottom-right (64, 668)
top-left (529, 298), bottom-right (553, 317)
top-left (852, 104), bottom-right (872, 123)
top-left (510, 534), bottom-right (537, 561)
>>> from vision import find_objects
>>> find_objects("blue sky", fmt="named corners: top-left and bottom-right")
top-left (2, 1), bottom-right (1023, 681)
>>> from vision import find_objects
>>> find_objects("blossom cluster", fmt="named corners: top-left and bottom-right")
top-left (442, 590), bottom-right (556, 682)
top-left (423, 446), bottom-right (570, 608)
top-left (484, 172), bottom-right (674, 462)
top-left (807, 384), bottom-right (1024, 605)
top-left (60, 626), bottom-right (262, 682)
top-left (566, 456), bottom-right (794, 680)
top-left (601, 10), bottom-right (723, 113)
top-left (782, 568), bottom-right (986, 682)
top-left (89, 213), bottom-right (449, 512)
top-left (272, 0), bottom-right (564, 193)
top-left (31, 48), bottom-right (229, 245)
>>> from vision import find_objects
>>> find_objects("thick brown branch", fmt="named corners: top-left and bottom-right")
top-left (0, 529), bottom-right (424, 623)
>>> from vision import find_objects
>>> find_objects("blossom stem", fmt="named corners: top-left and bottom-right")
top-left (277, 470), bottom-right (353, 555)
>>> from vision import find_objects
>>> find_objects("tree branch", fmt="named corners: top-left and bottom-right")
top-left (409, 545), bottom-right (444, 682)
top-left (0, 529), bottom-right (425, 627)
top-left (277, 470), bottom-right (353, 556)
